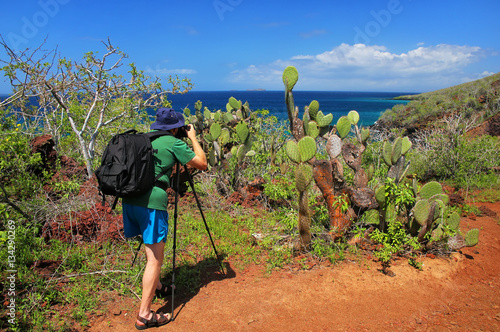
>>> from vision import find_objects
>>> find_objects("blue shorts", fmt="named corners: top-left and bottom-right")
top-left (123, 204), bottom-right (169, 244)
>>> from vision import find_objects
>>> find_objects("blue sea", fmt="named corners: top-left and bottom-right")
top-left (0, 90), bottom-right (416, 126)
top-left (167, 91), bottom-right (416, 126)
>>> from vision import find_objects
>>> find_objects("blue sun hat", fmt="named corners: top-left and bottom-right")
top-left (150, 107), bottom-right (185, 131)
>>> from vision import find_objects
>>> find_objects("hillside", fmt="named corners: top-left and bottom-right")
top-left (375, 72), bottom-right (500, 135)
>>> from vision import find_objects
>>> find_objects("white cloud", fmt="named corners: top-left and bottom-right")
top-left (480, 70), bottom-right (495, 77)
top-left (228, 43), bottom-right (485, 91)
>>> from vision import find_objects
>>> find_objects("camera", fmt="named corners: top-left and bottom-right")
top-left (175, 125), bottom-right (190, 138)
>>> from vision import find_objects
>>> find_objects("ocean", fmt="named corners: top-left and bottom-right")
top-left (167, 90), bottom-right (415, 126)
top-left (0, 90), bottom-right (416, 127)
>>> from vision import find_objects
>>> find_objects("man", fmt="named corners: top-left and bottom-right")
top-left (122, 107), bottom-right (207, 330)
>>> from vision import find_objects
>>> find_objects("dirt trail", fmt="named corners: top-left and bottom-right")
top-left (91, 202), bottom-right (500, 331)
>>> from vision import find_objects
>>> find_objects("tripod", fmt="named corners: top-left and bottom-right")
top-left (170, 162), bottom-right (226, 319)
top-left (132, 161), bottom-right (225, 321)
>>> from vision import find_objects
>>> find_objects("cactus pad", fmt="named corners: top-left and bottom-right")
top-left (347, 110), bottom-right (360, 125)
top-left (203, 109), bottom-right (211, 121)
top-left (229, 97), bottom-right (241, 110)
top-left (236, 145), bottom-right (245, 163)
top-left (209, 148), bottom-right (216, 167)
top-left (413, 199), bottom-right (431, 226)
top-left (286, 140), bottom-right (300, 163)
top-left (307, 121), bottom-right (320, 139)
top-left (210, 123), bottom-right (222, 141)
top-left (431, 224), bottom-right (445, 241)
top-left (401, 136), bottom-right (412, 155)
top-left (230, 146), bottom-right (238, 156)
top-left (375, 185), bottom-right (386, 207)
top-left (235, 121), bottom-right (249, 143)
top-left (446, 212), bottom-right (460, 231)
top-left (361, 128), bottom-right (370, 143)
top-left (316, 111), bottom-right (333, 127)
top-left (308, 100), bottom-right (320, 120)
top-left (429, 193), bottom-right (450, 205)
top-left (183, 108), bottom-right (191, 116)
top-left (465, 228), bottom-right (479, 247)
top-left (326, 134), bottom-right (342, 159)
top-left (204, 133), bottom-right (213, 143)
top-left (214, 111), bottom-right (221, 122)
top-left (298, 136), bottom-right (317, 162)
top-left (382, 141), bottom-right (393, 166)
top-left (223, 112), bottom-right (233, 123)
top-left (432, 200), bottom-right (444, 221)
top-left (296, 163), bottom-right (313, 192)
top-left (302, 109), bottom-right (310, 126)
top-left (336, 116), bottom-right (351, 139)
top-left (391, 137), bottom-right (402, 165)
top-left (219, 128), bottom-right (230, 145)
top-left (419, 181), bottom-right (442, 199)
top-left (282, 66), bottom-right (299, 91)
top-left (194, 100), bottom-right (202, 112)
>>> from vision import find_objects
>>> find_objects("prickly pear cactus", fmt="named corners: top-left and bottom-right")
top-left (401, 136), bottom-right (412, 155)
top-left (465, 228), bottom-right (479, 247)
top-left (298, 136), bottom-right (317, 162)
top-left (228, 96), bottom-right (241, 110)
top-left (375, 185), bottom-right (386, 208)
top-left (419, 181), bottom-right (443, 200)
top-left (413, 199), bottom-right (431, 226)
top-left (296, 163), bottom-right (314, 192)
top-left (336, 116), bottom-right (351, 139)
top-left (446, 212), bottom-right (460, 231)
top-left (308, 100), bottom-right (319, 120)
top-left (283, 66), bottom-right (299, 92)
top-left (382, 136), bottom-right (412, 184)
top-left (285, 140), bottom-right (300, 163)
top-left (347, 110), bottom-right (360, 125)
top-left (391, 137), bottom-right (402, 165)
top-left (326, 134), bottom-right (342, 160)
top-left (210, 123), bottom-right (222, 141)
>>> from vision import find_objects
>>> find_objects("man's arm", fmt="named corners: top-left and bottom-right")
top-left (185, 124), bottom-right (207, 170)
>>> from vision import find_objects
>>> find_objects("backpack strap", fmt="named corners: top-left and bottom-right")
top-left (145, 130), bottom-right (178, 191)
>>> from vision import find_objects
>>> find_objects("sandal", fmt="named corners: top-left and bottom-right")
top-left (135, 310), bottom-right (171, 330)
top-left (155, 283), bottom-right (172, 298)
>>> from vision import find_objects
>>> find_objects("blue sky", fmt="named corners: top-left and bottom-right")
top-left (0, 0), bottom-right (499, 94)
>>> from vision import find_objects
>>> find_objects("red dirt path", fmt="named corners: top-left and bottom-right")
top-left (90, 201), bottom-right (500, 332)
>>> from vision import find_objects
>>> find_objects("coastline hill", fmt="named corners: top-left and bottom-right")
top-left (375, 72), bottom-right (500, 137)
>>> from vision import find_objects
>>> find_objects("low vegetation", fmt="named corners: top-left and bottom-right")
top-left (379, 72), bottom-right (500, 132)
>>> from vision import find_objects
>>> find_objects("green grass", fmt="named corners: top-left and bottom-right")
top-left (379, 72), bottom-right (500, 128)
top-left (1, 198), bottom-right (350, 331)
top-left (470, 187), bottom-right (500, 203)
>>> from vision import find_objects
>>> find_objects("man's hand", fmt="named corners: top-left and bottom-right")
top-left (186, 124), bottom-right (197, 141)
top-left (185, 124), bottom-right (207, 170)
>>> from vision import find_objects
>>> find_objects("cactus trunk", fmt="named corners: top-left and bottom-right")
top-left (313, 159), bottom-right (352, 237)
top-left (298, 190), bottom-right (311, 248)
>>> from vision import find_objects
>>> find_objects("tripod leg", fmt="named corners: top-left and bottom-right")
top-left (185, 166), bottom-right (226, 275)
top-left (131, 238), bottom-right (143, 267)
top-left (170, 161), bottom-right (181, 321)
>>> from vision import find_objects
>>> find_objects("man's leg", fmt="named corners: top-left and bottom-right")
top-left (137, 241), bottom-right (167, 322)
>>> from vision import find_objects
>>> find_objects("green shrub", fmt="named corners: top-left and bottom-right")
top-left (411, 134), bottom-right (500, 189)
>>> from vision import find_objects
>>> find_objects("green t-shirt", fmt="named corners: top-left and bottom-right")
top-left (122, 133), bottom-right (196, 211)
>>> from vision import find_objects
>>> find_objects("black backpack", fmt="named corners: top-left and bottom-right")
top-left (95, 129), bottom-right (172, 208)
